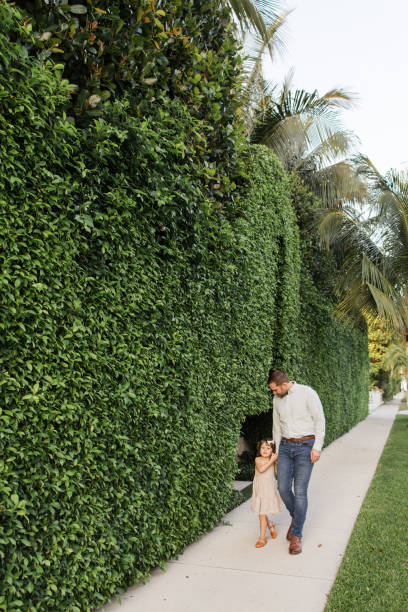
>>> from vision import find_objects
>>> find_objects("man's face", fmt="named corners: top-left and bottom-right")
top-left (269, 381), bottom-right (290, 397)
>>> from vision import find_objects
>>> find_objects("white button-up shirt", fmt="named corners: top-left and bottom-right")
top-left (272, 382), bottom-right (326, 451)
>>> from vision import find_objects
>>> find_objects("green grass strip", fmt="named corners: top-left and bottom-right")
top-left (325, 415), bottom-right (408, 612)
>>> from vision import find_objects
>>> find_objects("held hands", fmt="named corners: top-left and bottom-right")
top-left (310, 449), bottom-right (321, 463)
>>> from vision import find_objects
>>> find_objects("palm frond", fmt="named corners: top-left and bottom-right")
top-left (227, 0), bottom-right (284, 59)
top-left (251, 85), bottom-right (355, 147)
top-left (354, 156), bottom-right (408, 272)
top-left (316, 206), bottom-right (380, 257)
top-left (241, 11), bottom-right (291, 109)
top-left (320, 209), bottom-right (407, 331)
top-left (382, 342), bottom-right (408, 374)
top-left (302, 130), bottom-right (355, 163)
top-left (333, 265), bottom-right (406, 332)
top-left (304, 160), bottom-right (367, 207)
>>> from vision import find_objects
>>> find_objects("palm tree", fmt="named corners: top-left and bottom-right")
top-left (249, 73), bottom-right (364, 206)
top-left (229, 2), bottom-right (365, 211)
top-left (382, 341), bottom-right (408, 407)
top-left (317, 157), bottom-right (408, 334)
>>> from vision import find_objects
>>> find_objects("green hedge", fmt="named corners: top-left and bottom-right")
top-left (0, 6), bottom-right (369, 610)
top-left (15, 0), bottom-right (242, 119)
top-left (0, 8), bottom-right (298, 609)
top-left (240, 174), bottom-right (369, 453)
top-left (296, 275), bottom-right (369, 445)
top-left (15, 0), bottom-right (244, 200)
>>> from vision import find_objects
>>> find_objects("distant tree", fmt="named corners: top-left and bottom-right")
top-left (368, 320), bottom-right (400, 394)
top-left (382, 341), bottom-right (408, 406)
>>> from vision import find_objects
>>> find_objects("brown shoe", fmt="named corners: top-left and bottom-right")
top-left (289, 536), bottom-right (302, 554)
top-left (286, 519), bottom-right (293, 541)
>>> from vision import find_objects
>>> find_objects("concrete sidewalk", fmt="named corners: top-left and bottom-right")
top-left (99, 397), bottom-right (401, 612)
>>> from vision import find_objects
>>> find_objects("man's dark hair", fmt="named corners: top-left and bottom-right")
top-left (268, 369), bottom-right (289, 385)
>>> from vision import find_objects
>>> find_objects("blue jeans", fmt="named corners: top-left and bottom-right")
top-left (277, 438), bottom-right (314, 538)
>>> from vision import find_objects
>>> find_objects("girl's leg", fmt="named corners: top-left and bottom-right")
top-left (255, 514), bottom-right (268, 547)
top-left (259, 514), bottom-right (268, 540)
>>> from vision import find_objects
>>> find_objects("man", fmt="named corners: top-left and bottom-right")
top-left (268, 369), bottom-right (325, 555)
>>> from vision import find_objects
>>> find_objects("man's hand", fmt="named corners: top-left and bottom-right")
top-left (310, 449), bottom-right (321, 463)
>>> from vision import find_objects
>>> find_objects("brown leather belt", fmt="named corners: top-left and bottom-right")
top-left (282, 435), bottom-right (315, 442)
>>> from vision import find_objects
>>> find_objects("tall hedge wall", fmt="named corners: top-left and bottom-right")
top-left (0, 5), bottom-right (369, 611)
top-left (0, 8), bottom-right (298, 609)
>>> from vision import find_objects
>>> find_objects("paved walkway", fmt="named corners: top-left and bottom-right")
top-left (99, 397), bottom-right (401, 612)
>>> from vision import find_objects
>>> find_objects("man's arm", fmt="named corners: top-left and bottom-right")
top-left (309, 389), bottom-right (325, 461)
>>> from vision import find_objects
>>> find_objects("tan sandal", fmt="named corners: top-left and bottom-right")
top-left (268, 523), bottom-right (277, 539)
top-left (255, 538), bottom-right (267, 548)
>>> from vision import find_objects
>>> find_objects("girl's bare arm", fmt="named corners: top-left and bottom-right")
top-left (255, 453), bottom-right (278, 473)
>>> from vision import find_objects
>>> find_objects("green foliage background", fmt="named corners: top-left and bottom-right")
top-left (368, 323), bottom-right (400, 399)
top-left (15, 0), bottom-right (244, 199)
top-left (240, 177), bottom-right (369, 455)
top-left (0, 3), bottom-right (368, 611)
top-left (292, 178), bottom-right (370, 444)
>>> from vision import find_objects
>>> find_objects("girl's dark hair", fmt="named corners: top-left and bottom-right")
top-left (256, 439), bottom-right (276, 456)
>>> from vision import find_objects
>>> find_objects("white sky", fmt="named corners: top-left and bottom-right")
top-left (263, 0), bottom-right (408, 174)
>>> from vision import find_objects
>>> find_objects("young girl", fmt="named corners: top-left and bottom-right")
top-left (250, 439), bottom-right (283, 548)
